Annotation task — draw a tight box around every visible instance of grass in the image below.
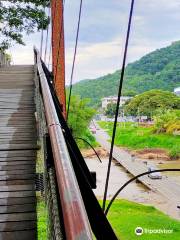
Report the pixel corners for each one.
[98,121,180,155]
[37,199,47,240]
[77,129,99,149]
[105,199,180,240]
[37,198,180,240]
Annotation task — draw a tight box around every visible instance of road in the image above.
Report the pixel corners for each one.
[93,122,180,219]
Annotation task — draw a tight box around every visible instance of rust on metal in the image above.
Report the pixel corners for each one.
[51,0,66,116]
[35,48,92,240]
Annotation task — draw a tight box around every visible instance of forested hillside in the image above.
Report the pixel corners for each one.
[70,41,180,107]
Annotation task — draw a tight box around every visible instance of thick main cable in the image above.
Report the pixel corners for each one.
[105,168,180,215]
[102,0,135,211]
[66,0,83,121]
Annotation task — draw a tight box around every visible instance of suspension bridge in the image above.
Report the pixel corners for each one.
[0,0,179,239]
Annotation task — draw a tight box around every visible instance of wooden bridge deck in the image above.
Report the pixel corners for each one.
[0,65,37,240]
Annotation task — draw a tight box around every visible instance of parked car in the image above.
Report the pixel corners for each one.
[148,166,162,179]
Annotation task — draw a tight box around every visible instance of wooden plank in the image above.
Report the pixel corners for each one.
[0,185,35,192]
[0,197,36,205]
[0,180,35,186]
[0,165,35,171]
[0,221,36,231]
[0,137,36,141]
[0,144,38,150]
[0,141,36,145]
[0,133,37,138]
[0,203,36,214]
[0,212,36,222]
[0,191,35,198]
[0,160,35,164]
[0,125,36,128]
[0,65,37,238]
[0,150,36,157]
[0,230,36,240]
[0,174,35,181]
[0,124,35,128]
[0,169,35,176]
[0,119,35,123]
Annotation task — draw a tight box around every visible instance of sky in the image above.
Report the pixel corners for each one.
[7,0,180,85]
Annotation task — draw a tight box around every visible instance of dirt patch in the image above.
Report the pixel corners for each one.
[132,148,170,161]
[81,147,109,158]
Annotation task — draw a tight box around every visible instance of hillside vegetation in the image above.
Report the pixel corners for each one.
[70,41,180,106]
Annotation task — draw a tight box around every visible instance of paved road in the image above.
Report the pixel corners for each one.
[93,122,180,218]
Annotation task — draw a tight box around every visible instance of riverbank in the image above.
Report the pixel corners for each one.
[98,121,180,159]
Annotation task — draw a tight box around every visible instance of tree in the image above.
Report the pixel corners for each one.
[105,102,116,117]
[0,0,50,50]
[67,95,96,144]
[124,89,180,117]
[153,109,180,134]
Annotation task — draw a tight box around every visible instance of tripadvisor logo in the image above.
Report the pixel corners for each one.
[135,227,143,236]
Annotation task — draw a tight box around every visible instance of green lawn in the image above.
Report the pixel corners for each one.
[37,199,47,240]
[37,199,180,240]
[106,199,180,240]
[98,121,180,157]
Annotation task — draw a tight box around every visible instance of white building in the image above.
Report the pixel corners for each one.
[174,87,180,96]
[101,96,132,109]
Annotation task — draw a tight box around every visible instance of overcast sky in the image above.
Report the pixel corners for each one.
[8,0,180,85]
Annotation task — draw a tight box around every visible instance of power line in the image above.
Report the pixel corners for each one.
[66,0,83,121]
[105,168,180,215]
[102,0,135,212]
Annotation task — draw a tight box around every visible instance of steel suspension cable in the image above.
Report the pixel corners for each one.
[44,7,51,63]
[40,24,44,57]
[48,44,52,69]
[102,0,135,211]
[105,168,180,215]
[74,137,102,163]
[40,3,46,57]
[66,0,83,121]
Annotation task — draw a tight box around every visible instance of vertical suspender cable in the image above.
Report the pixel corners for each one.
[40,26,44,57]
[102,0,135,211]
[40,2,46,57]
[48,44,52,70]
[66,0,83,121]
[44,7,51,63]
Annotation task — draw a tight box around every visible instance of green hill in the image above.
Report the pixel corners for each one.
[70,41,180,107]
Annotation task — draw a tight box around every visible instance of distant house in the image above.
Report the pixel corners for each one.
[174,87,180,96]
[101,96,132,109]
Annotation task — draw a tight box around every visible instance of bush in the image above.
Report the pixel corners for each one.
[153,110,180,134]
[169,146,180,159]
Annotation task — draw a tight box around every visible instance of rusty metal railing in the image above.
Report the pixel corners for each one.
[34,47,93,240]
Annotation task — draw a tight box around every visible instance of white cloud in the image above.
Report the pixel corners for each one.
[65,36,178,84]
[7,0,180,84]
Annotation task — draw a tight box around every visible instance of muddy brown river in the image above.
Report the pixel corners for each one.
[85,157,180,220]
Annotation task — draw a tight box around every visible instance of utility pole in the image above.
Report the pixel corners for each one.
[51,0,66,117]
